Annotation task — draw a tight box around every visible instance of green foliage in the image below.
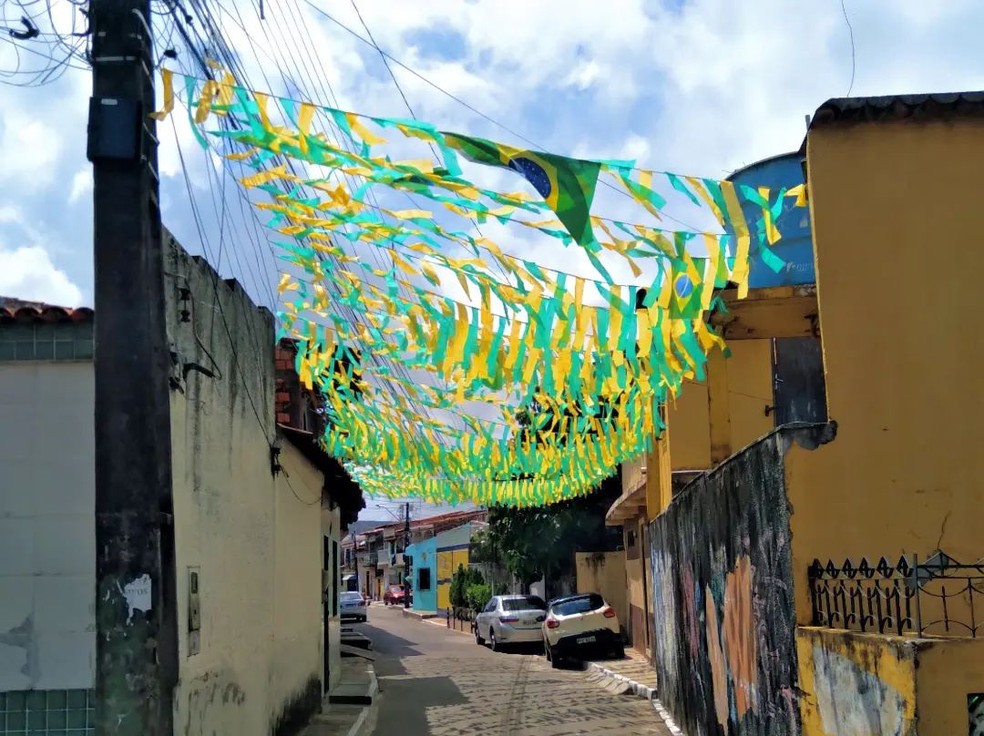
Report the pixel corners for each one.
[450,564,484,608]
[466,583,492,612]
[494,582,509,595]
[484,484,621,588]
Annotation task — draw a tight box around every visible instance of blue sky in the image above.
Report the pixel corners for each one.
[2,0,983,513]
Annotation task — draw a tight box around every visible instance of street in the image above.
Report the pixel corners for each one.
[362,605,672,736]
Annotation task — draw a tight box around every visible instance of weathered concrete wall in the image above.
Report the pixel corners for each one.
[575,552,627,630]
[796,628,917,736]
[648,427,827,736]
[165,235,323,736]
[0,361,95,691]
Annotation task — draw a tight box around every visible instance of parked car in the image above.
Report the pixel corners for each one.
[542,593,624,667]
[383,585,405,606]
[340,591,368,623]
[474,595,547,651]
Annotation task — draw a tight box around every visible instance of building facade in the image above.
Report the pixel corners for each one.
[0,232,364,736]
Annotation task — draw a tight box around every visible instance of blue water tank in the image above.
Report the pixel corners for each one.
[725,152,814,288]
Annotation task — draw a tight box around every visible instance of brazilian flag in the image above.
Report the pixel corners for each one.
[442,132,600,246]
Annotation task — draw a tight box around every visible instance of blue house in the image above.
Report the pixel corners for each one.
[404,536,438,613]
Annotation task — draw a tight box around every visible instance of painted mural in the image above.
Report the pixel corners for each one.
[649,427,810,736]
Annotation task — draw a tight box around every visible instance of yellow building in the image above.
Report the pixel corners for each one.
[787,91,984,736]
[633,93,984,736]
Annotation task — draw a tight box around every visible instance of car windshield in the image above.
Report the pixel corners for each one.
[388,586,402,592]
[501,596,547,612]
[551,594,604,616]
[340,592,362,602]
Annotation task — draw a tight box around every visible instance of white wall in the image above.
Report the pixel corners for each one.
[166,237,326,736]
[0,361,95,691]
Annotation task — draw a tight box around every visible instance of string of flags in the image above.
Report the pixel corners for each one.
[154,67,805,507]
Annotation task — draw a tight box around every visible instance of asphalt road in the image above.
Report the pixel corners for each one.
[360,605,672,736]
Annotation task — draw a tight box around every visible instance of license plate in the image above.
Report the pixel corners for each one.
[577,636,596,644]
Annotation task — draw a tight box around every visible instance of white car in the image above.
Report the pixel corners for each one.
[340,591,368,623]
[474,595,548,651]
[542,593,624,667]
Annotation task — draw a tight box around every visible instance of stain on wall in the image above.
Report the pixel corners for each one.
[795,627,917,736]
[649,427,811,736]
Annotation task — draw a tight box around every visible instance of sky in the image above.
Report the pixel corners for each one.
[1,0,983,513]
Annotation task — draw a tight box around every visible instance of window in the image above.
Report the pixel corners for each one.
[484,598,498,613]
[551,594,605,616]
[417,568,432,590]
[0,321,94,362]
[502,596,547,612]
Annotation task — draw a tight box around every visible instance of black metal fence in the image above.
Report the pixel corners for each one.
[808,551,984,638]
[447,606,477,634]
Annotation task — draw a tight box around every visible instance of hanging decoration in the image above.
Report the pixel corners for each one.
[155,68,804,507]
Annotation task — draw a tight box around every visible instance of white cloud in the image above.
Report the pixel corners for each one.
[68,169,92,205]
[0,245,84,306]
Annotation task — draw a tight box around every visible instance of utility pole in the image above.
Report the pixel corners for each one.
[88,0,177,734]
[403,501,412,608]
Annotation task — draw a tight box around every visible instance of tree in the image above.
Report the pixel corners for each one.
[482,478,621,593]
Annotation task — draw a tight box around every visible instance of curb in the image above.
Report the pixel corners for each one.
[400,607,438,620]
[585,661,656,700]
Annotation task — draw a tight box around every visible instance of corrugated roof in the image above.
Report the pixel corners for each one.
[810,91,984,129]
[0,296,93,323]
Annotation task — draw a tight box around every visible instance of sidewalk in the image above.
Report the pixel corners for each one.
[583,651,684,736]
[299,656,377,736]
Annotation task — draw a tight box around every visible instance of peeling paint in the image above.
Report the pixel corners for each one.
[121,574,153,624]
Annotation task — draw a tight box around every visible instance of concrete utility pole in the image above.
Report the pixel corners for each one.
[88,0,177,734]
[403,501,412,608]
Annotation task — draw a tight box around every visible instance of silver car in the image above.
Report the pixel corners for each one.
[474,595,548,651]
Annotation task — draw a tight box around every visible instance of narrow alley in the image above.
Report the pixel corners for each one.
[363,606,673,736]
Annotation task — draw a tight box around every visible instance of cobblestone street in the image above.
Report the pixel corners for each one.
[364,606,673,736]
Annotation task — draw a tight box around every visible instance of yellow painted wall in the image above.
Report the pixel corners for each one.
[667,379,711,470]
[916,637,984,736]
[796,627,917,736]
[786,118,984,623]
[436,549,470,611]
[726,340,774,449]
[436,551,453,610]
[575,552,628,627]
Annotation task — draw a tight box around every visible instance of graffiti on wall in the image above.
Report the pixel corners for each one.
[649,428,812,736]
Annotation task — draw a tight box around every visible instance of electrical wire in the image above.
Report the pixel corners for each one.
[840,0,856,97]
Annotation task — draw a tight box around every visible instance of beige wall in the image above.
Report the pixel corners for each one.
[575,552,627,630]
[166,235,325,736]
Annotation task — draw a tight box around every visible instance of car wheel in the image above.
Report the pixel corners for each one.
[612,643,625,659]
[489,629,498,652]
[475,627,485,646]
[545,640,560,669]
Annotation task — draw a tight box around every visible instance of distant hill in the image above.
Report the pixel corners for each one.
[346,519,388,535]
